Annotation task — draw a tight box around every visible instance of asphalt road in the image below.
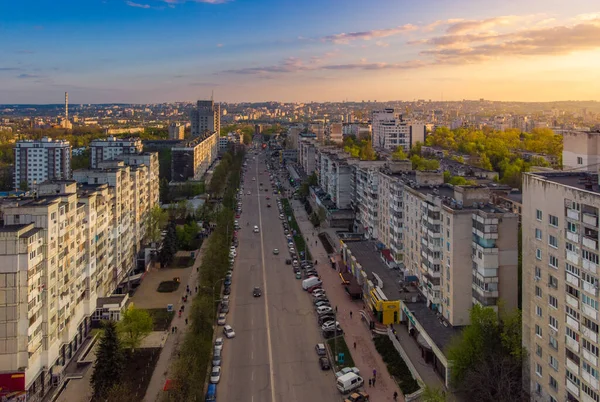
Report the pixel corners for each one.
[218,150,339,402]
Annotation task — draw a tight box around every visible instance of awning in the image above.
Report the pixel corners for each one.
[381,249,394,262]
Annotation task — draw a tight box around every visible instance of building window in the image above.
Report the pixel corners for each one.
[536,344,542,357]
[549,375,558,390]
[549,335,558,350]
[548,295,558,309]
[536,363,543,377]
[549,315,559,330]
[536,306,543,317]
[535,229,542,240]
[578,156,584,165]
[549,254,558,269]
[549,355,559,371]
[536,209,543,221]
[536,286,542,298]
[535,266,541,279]
[568,221,578,233]
[536,249,542,260]
[536,324,542,338]
[548,235,558,248]
[549,214,559,227]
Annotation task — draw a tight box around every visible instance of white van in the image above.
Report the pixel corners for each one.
[302,277,322,290]
[336,372,364,394]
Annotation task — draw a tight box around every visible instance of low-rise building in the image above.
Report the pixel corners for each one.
[171,131,218,182]
[90,136,143,169]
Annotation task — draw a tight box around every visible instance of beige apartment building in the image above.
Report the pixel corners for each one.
[523,171,600,402]
[563,130,600,172]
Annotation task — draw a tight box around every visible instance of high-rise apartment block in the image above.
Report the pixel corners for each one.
[171,132,218,182]
[372,109,426,152]
[325,123,343,144]
[562,130,600,172]
[168,122,185,140]
[89,136,143,168]
[522,171,600,402]
[191,100,220,138]
[14,137,72,190]
[0,151,159,399]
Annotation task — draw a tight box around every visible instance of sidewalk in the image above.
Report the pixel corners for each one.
[291,198,404,402]
[143,241,207,402]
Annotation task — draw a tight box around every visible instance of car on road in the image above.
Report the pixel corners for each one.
[224,278,231,287]
[343,391,369,402]
[316,306,333,315]
[273,248,279,255]
[252,177,256,181]
[223,325,236,338]
[217,313,227,325]
[247,191,251,195]
[307,284,322,293]
[266,196,270,200]
[335,367,360,378]
[253,225,260,233]
[267,203,271,208]
[253,287,262,297]
[212,349,222,366]
[210,366,221,384]
[315,343,326,356]
[319,357,331,370]
[214,337,224,351]
[222,295,230,302]
[295,272,302,279]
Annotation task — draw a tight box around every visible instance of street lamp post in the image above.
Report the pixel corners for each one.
[201,277,225,319]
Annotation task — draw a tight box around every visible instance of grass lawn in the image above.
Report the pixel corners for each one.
[172,256,194,268]
[326,336,355,369]
[281,198,312,261]
[157,280,180,293]
[121,348,161,401]
[373,335,420,394]
[145,308,176,331]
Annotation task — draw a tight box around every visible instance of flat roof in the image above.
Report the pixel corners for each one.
[344,241,403,301]
[0,223,32,233]
[534,172,600,194]
[403,300,461,352]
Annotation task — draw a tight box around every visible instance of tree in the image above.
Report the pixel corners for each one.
[146,205,168,246]
[359,141,377,161]
[118,307,154,352]
[102,383,138,402]
[159,222,178,267]
[91,321,125,400]
[391,146,407,160]
[478,153,493,171]
[446,305,523,402]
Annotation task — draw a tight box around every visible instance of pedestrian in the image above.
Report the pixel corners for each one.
[185,318,188,325]
[373,368,377,378]
[368,378,372,387]
[335,305,338,313]
[372,377,376,387]
[350,311,353,319]
[195,286,198,293]
[353,341,356,350]
[171,326,175,334]
[393,391,398,400]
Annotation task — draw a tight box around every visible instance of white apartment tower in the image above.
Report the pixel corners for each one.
[371,109,426,152]
[191,100,221,137]
[168,122,185,140]
[14,137,72,190]
[523,171,600,402]
[89,136,143,169]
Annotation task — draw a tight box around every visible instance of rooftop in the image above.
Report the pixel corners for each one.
[402,300,461,352]
[344,240,403,301]
[0,223,33,233]
[534,171,600,194]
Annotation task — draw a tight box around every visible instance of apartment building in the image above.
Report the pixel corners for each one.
[14,137,72,190]
[563,130,600,171]
[350,161,390,239]
[402,182,519,325]
[89,136,143,169]
[168,122,185,140]
[317,149,353,210]
[522,171,600,402]
[372,109,426,152]
[298,139,317,175]
[325,123,343,144]
[191,100,220,138]
[171,131,218,182]
[115,152,160,208]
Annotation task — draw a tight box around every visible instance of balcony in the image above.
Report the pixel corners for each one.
[566,357,580,374]
[583,371,600,391]
[584,348,598,366]
[583,212,598,226]
[566,293,579,309]
[566,335,580,352]
[583,236,599,251]
[582,326,598,343]
[566,315,580,331]
[567,250,581,265]
[566,231,580,243]
[567,378,580,397]
[472,287,498,306]
[583,259,598,274]
[567,208,581,221]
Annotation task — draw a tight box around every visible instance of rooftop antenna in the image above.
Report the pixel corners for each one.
[211,90,214,102]
[65,92,69,121]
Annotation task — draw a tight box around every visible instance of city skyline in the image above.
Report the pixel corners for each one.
[2,0,600,104]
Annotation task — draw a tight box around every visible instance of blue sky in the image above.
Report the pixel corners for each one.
[1,0,600,103]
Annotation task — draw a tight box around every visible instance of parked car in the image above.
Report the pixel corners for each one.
[253,287,262,297]
[217,313,227,325]
[314,300,330,309]
[316,306,333,315]
[214,337,224,351]
[273,248,279,255]
[210,366,221,383]
[322,321,341,332]
[323,327,344,339]
[212,349,222,366]
[336,367,360,378]
[319,356,331,370]
[315,343,326,356]
[344,391,369,402]
[223,325,236,338]
[318,314,335,325]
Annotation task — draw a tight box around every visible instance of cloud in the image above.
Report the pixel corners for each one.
[162,0,230,4]
[126,1,151,8]
[320,24,417,44]
[17,74,40,79]
[445,15,523,34]
[216,43,223,47]
[0,67,22,72]
[419,18,600,63]
[15,50,35,54]
[375,41,389,47]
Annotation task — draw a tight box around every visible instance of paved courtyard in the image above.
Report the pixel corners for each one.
[131,265,193,310]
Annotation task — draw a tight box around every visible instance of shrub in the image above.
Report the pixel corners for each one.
[373,336,420,394]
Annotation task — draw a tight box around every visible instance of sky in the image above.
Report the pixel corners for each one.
[1,0,600,104]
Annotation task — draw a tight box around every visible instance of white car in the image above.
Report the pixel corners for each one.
[217,313,227,326]
[335,367,360,378]
[223,325,236,338]
[315,300,330,309]
[316,306,333,315]
[289,248,296,254]
[214,337,224,351]
[210,366,221,383]
[247,191,251,195]
[279,214,285,220]
[312,289,326,297]
[322,321,340,331]
[252,177,256,181]
[253,225,260,233]
[222,295,230,303]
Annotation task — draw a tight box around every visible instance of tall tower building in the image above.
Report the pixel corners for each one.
[14,137,72,189]
[60,92,73,129]
[190,100,221,137]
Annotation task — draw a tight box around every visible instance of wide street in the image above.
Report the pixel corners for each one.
[218,150,340,402]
